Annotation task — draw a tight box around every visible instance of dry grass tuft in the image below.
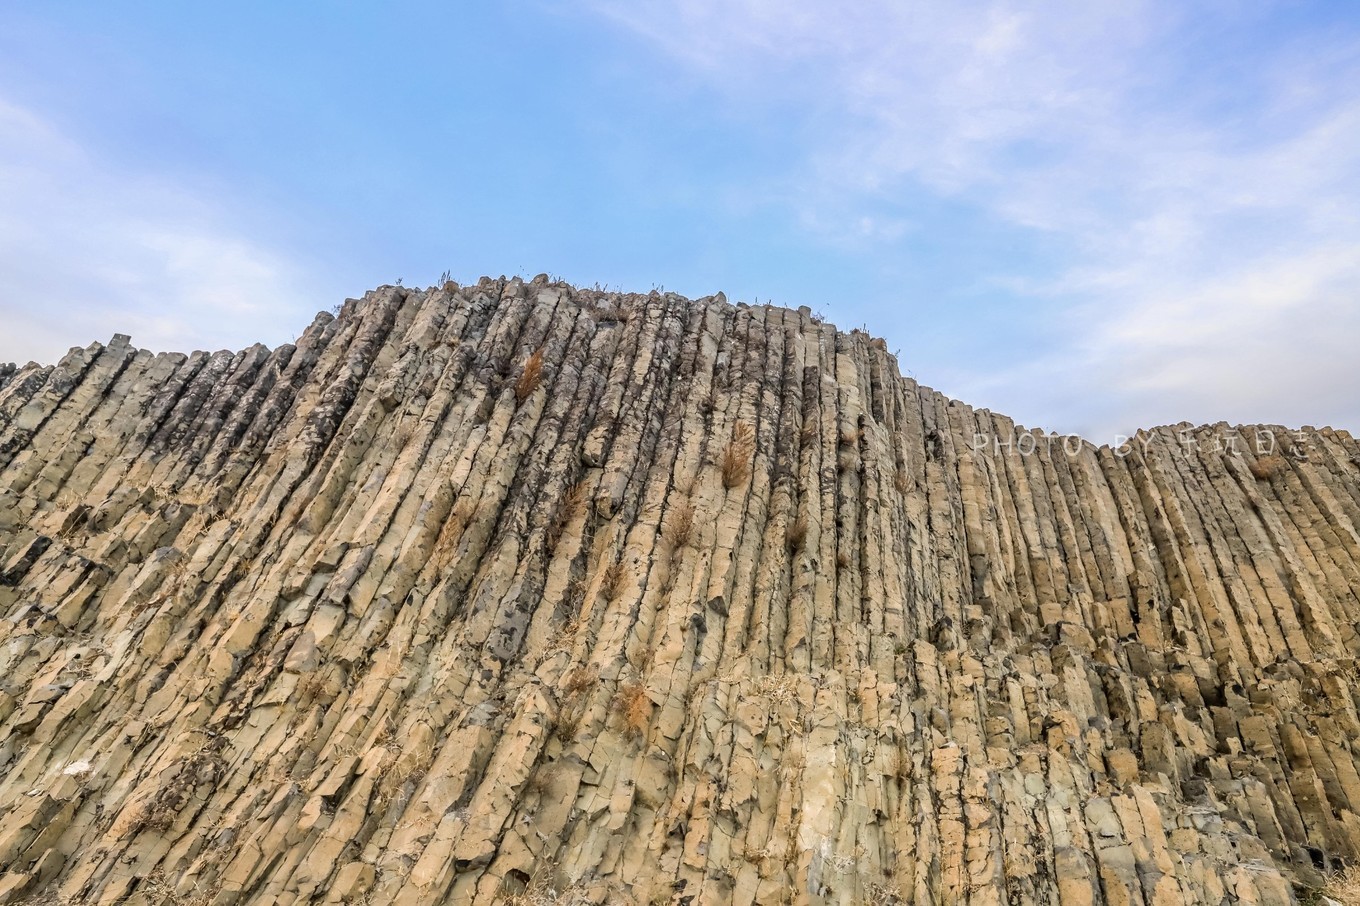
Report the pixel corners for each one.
[866,882,904,906]
[1320,865,1360,906]
[515,348,545,403]
[296,664,345,705]
[373,715,397,747]
[547,480,590,550]
[131,743,227,836]
[722,422,757,489]
[140,870,216,906]
[1249,454,1287,480]
[449,495,478,535]
[613,681,652,738]
[601,561,626,601]
[502,874,594,906]
[665,499,696,549]
[744,842,774,865]
[543,609,585,663]
[555,665,598,743]
[296,669,325,702]
[524,764,557,800]
[563,480,588,517]
[748,674,805,734]
[836,550,852,570]
[555,710,583,744]
[373,747,428,816]
[751,674,801,708]
[562,664,599,698]
[786,513,808,552]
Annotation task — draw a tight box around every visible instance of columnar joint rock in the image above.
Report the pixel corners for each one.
[0,278,1357,905]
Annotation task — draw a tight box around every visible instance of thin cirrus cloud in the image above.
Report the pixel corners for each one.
[0,94,323,368]
[582,0,1360,440]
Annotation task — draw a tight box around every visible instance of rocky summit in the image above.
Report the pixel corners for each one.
[0,277,1358,906]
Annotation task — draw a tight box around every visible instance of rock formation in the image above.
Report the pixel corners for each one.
[0,277,1358,905]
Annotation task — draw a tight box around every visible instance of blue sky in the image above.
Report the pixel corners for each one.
[1,1,1358,440]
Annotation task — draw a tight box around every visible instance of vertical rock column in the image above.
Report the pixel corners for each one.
[0,278,1357,906]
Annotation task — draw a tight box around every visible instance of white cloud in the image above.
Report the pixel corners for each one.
[584,0,1360,438]
[956,242,1360,437]
[0,95,324,366]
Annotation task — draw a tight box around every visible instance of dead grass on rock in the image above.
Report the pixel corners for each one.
[721,423,757,489]
[600,561,626,602]
[1321,864,1360,906]
[501,874,594,906]
[515,348,545,403]
[555,665,598,743]
[664,499,696,549]
[613,681,652,739]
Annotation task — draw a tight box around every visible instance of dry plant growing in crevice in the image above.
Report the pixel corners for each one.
[600,561,626,602]
[515,348,545,403]
[613,681,652,739]
[786,512,808,552]
[555,664,598,743]
[565,481,588,514]
[722,422,757,489]
[751,674,801,708]
[555,710,584,746]
[523,763,558,800]
[1249,455,1287,480]
[865,882,904,906]
[130,742,228,836]
[140,869,216,906]
[749,674,804,733]
[542,608,584,662]
[448,495,479,536]
[1317,864,1360,906]
[664,499,696,549]
[501,871,595,906]
[547,480,589,550]
[561,664,599,698]
[372,715,398,747]
[373,746,429,816]
[296,664,345,705]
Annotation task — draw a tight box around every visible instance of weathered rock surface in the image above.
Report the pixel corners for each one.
[0,278,1357,905]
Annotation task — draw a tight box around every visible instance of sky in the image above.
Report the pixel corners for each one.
[1,1,1358,441]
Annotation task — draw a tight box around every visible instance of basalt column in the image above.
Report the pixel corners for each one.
[0,278,1358,905]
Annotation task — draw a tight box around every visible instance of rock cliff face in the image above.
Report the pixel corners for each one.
[0,278,1358,906]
